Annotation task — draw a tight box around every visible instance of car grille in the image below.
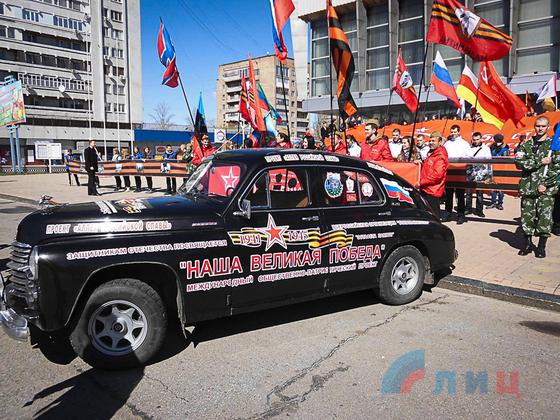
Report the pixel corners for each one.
[5,241,35,309]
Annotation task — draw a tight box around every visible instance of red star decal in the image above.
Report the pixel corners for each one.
[221,167,239,191]
[257,214,289,251]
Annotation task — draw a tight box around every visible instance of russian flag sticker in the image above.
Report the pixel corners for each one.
[380,178,414,204]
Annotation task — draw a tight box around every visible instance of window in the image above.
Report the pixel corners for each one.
[102,8,108,17]
[276,66,289,78]
[103,46,109,56]
[515,0,558,75]
[105,83,112,94]
[103,27,110,37]
[23,9,40,22]
[321,170,381,206]
[339,11,358,92]
[246,168,310,210]
[117,103,125,113]
[105,103,112,112]
[57,57,67,68]
[398,0,424,84]
[111,29,122,39]
[111,10,122,22]
[366,3,390,90]
[310,18,329,96]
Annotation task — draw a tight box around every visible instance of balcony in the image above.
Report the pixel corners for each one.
[225,112,240,122]
[226,95,240,103]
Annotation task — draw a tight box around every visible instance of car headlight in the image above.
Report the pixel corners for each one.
[28,246,39,280]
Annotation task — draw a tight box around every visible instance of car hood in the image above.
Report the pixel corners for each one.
[16,196,223,245]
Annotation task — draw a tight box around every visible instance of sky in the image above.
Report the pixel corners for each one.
[140,0,294,127]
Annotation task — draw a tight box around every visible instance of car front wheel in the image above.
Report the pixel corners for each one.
[69,278,167,370]
[375,245,425,305]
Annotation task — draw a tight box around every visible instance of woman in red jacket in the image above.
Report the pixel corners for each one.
[193,134,216,166]
[415,131,449,220]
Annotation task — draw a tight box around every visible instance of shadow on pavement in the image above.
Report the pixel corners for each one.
[151,290,381,357]
[489,226,524,250]
[24,366,144,419]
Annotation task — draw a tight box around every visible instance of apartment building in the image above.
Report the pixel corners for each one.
[0,0,142,163]
[290,0,560,123]
[216,55,308,139]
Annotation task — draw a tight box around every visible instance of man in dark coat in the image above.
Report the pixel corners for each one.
[84,140,100,196]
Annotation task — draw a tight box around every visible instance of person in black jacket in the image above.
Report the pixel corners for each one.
[84,140,100,196]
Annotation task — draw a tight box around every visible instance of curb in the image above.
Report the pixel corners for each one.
[437,275,560,313]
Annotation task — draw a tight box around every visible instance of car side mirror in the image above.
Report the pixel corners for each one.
[233,199,251,219]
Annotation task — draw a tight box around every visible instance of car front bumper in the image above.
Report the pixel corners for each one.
[0,277,28,341]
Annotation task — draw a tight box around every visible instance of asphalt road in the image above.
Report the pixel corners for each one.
[1,199,559,420]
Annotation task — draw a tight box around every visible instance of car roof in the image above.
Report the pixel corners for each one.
[212,148,393,176]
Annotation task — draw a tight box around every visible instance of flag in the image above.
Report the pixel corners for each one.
[427,0,512,62]
[270,0,294,63]
[431,51,461,108]
[157,22,179,88]
[479,60,527,127]
[257,82,282,122]
[525,91,535,114]
[195,92,208,136]
[327,0,358,120]
[238,72,252,124]
[392,50,418,113]
[456,65,506,129]
[552,121,560,151]
[247,54,266,132]
[263,112,278,137]
[535,75,557,103]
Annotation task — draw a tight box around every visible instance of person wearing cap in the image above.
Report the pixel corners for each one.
[332,132,347,155]
[442,124,471,224]
[276,128,292,149]
[487,133,510,210]
[193,133,216,165]
[360,122,392,162]
[415,131,449,220]
[515,116,560,258]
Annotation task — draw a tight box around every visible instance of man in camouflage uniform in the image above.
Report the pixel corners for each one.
[515,116,560,258]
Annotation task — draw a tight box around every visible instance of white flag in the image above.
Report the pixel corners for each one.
[536,75,557,103]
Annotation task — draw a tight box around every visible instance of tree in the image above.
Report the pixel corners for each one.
[149,102,175,130]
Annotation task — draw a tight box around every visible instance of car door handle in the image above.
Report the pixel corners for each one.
[301,216,319,222]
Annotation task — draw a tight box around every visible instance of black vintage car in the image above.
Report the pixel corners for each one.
[1,149,456,370]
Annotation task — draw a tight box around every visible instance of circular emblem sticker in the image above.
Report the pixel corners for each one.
[362,182,374,197]
[325,173,343,198]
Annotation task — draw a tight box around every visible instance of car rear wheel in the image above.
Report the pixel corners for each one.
[375,246,425,305]
[69,278,167,370]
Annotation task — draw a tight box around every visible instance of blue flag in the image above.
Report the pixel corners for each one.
[195,92,207,135]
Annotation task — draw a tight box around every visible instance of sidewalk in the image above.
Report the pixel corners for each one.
[1,172,559,311]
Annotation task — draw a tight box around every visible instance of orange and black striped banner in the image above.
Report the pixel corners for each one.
[327,0,357,119]
[427,0,512,61]
[445,158,520,195]
[68,160,191,178]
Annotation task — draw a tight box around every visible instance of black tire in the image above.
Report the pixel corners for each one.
[69,278,167,370]
[375,245,425,305]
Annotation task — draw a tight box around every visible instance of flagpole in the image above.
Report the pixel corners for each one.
[421,84,432,124]
[177,74,195,130]
[442,102,451,135]
[327,10,334,153]
[279,60,291,140]
[382,90,394,137]
[471,86,481,138]
[408,42,430,161]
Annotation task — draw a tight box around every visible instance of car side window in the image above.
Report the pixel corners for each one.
[246,168,310,210]
[357,171,381,204]
[321,169,381,206]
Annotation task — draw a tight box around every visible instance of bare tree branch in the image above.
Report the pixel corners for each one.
[149,102,175,130]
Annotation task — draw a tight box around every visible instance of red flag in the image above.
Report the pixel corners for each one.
[427,0,512,62]
[479,61,528,127]
[248,54,266,132]
[392,50,418,113]
[238,72,252,125]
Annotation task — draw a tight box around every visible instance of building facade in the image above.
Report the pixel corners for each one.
[290,0,560,123]
[216,55,308,139]
[0,0,142,164]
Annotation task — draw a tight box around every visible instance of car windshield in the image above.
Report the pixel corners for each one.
[178,159,245,203]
